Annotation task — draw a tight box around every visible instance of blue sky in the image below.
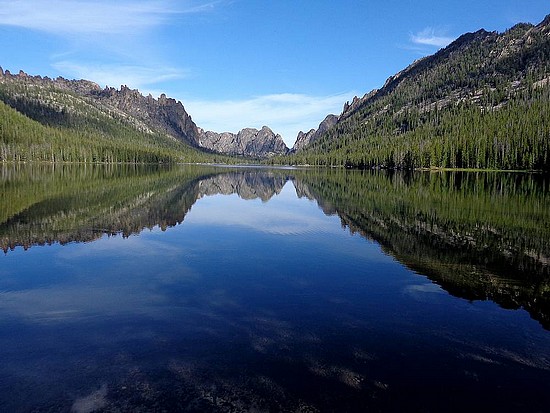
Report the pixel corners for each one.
[0,1,548,146]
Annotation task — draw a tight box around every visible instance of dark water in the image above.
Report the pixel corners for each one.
[1,164,549,412]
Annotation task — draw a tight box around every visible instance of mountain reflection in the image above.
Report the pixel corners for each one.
[0,164,289,252]
[294,169,550,330]
[1,164,549,328]
[198,171,287,201]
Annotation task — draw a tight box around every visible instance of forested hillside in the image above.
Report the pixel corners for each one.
[277,16,550,171]
[2,16,549,167]
[0,70,234,164]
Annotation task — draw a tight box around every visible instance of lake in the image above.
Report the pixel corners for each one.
[1,164,549,412]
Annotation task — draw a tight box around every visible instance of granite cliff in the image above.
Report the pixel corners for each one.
[292,114,338,152]
[199,126,289,157]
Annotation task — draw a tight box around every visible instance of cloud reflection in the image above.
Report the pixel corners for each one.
[188,182,345,236]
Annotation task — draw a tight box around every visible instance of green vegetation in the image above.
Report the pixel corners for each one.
[2,164,548,327]
[293,168,550,327]
[0,80,238,164]
[273,22,550,171]
[0,163,221,251]
[281,84,550,171]
[3,19,549,169]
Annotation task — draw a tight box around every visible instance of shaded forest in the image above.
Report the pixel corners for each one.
[0,78,239,164]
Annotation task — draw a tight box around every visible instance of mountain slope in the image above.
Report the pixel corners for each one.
[0,69,286,161]
[0,92,201,164]
[0,69,228,163]
[283,16,550,171]
[292,114,338,152]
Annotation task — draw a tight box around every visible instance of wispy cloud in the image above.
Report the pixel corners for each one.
[410,27,455,48]
[0,1,219,90]
[0,0,209,35]
[52,61,189,91]
[184,92,356,146]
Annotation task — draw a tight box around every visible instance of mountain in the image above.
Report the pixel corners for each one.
[0,69,286,160]
[284,16,550,171]
[0,69,202,145]
[199,126,289,157]
[92,86,202,147]
[292,114,338,152]
[2,15,549,166]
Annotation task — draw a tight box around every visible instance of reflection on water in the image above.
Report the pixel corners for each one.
[0,164,549,412]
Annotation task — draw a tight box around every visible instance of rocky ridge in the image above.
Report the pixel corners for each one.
[199,126,289,157]
[92,86,202,147]
[0,68,288,158]
[292,114,338,152]
[0,68,202,146]
[292,14,550,155]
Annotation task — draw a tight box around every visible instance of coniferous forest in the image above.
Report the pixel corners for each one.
[0,74,239,164]
[273,19,550,171]
[278,84,550,171]
[1,17,550,169]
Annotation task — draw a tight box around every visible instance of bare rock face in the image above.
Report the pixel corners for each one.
[0,70,202,147]
[199,126,289,158]
[292,114,338,152]
[91,87,201,146]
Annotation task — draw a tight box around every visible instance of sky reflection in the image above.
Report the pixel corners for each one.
[1,169,549,412]
[188,181,344,236]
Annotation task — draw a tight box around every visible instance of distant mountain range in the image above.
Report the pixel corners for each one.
[1,15,549,167]
[199,125,288,158]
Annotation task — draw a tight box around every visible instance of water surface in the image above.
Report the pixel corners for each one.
[1,164,549,412]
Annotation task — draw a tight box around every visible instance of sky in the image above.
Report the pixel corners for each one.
[0,1,548,146]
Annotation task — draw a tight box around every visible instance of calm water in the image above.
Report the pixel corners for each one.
[1,164,549,412]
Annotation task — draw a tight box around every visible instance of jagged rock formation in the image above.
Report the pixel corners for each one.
[0,69,202,146]
[199,126,289,157]
[91,87,201,146]
[292,114,338,152]
[198,171,288,201]
[0,69,287,158]
[340,89,379,121]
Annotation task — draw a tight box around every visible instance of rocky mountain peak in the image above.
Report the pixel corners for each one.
[292,114,338,152]
[537,14,550,28]
[199,126,289,158]
[89,85,201,146]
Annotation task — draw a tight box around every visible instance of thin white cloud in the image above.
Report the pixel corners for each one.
[410,27,455,48]
[184,91,356,146]
[0,0,210,35]
[52,61,189,91]
[0,0,219,91]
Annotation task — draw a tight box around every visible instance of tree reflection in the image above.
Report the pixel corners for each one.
[1,164,548,328]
